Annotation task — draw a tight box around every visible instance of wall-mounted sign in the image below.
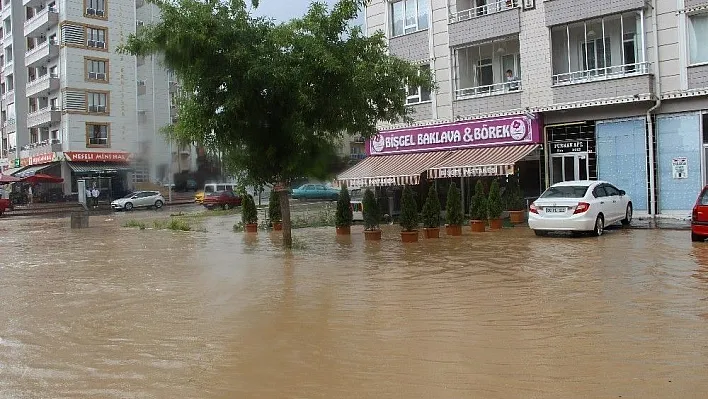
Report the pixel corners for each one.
[672,157,687,179]
[550,140,588,154]
[64,151,131,163]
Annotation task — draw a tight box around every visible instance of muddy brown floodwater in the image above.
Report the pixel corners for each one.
[1,215,708,398]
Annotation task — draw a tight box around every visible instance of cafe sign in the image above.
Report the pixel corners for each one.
[64,151,131,162]
[367,114,542,156]
[550,140,588,154]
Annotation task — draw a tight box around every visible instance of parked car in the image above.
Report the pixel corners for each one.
[528,180,632,237]
[111,191,165,211]
[691,185,708,242]
[203,190,242,210]
[291,183,339,201]
[195,183,238,204]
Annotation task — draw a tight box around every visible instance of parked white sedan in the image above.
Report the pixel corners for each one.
[528,180,632,237]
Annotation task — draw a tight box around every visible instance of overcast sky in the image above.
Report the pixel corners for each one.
[250,0,363,25]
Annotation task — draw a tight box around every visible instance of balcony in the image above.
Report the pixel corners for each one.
[2,90,14,103]
[25,39,59,68]
[23,0,43,7]
[545,0,647,27]
[449,0,521,45]
[4,118,16,134]
[26,74,60,98]
[454,36,522,99]
[27,107,61,128]
[24,7,58,37]
[19,139,62,158]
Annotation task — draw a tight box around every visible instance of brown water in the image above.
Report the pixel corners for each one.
[1,214,708,398]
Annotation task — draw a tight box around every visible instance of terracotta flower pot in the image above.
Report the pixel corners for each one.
[488,219,503,230]
[400,230,419,243]
[364,229,382,241]
[508,210,525,224]
[445,224,462,236]
[336,225,351,235]
[423,227,440,239]
[273,221,283,231]
[470,220,486,232]
[245,223,258,233]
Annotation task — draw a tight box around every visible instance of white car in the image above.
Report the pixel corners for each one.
[111,191,165,211]
[528,180,632,237]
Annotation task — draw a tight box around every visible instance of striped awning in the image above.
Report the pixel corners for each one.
[14,163,56,178]
[338,151,450,187]
[69,162,133,174]
[428,144,539,179]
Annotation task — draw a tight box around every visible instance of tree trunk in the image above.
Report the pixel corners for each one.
[278,187,292,248]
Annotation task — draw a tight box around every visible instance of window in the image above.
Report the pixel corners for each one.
[86,0,106,17]
[688,13,708,65]
[551,11,646,85]
[405,64,431,105]
[49,97,57,110]
[49,66,57,77]
[541,185,590,199]
[86,123,109,147]
[454,36,521,98]
[86,58,108,81]
[4,44,12,64]
[86,28,106,48]
[87,92,108,113]
[6,73,13,91]
[391,0,428,37]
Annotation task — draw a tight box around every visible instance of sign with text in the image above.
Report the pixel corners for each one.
[64,151,131,163]
[367,114,542,156]
[672,157,687,179]
[550,140,588,154]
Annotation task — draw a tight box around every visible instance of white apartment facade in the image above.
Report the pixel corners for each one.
[0,0,195,198]
[341,0,708,214]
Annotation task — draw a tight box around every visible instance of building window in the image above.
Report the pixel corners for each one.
[4,44,12,65]
[86,28,106,49]
[86,58,108,81]
[86,123,109,147]
[454,36,521,98]
[87,92,108,113]
[391,0,429,37]
[85,0,106,18]
[551,11,647,85]
[6,73,13,91]
[405,64,431,105]
[450,0,519,23]
[688,13,708,65]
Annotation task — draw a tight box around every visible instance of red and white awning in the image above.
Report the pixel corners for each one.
[428,144,539,179]
[337,151,450,187]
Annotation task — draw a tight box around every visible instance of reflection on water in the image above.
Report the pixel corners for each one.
[1,216,708,398]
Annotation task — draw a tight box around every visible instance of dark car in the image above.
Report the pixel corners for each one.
[203,190,242,210]
[692,185,708,242]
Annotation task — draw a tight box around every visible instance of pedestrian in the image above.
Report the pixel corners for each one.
[85,187,92,207]
[91,187,100,208]
[27,185,33,205]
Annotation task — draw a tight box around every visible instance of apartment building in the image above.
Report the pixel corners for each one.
[0,0,195,198]
[339,0,708,215]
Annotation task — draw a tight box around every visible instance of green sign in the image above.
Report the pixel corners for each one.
[13,159,20,168]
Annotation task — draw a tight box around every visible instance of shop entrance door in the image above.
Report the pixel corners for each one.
[551,154,589,184]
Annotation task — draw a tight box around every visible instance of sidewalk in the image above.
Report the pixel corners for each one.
[631,213,691,230]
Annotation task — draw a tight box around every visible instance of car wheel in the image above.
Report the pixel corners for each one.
[593,214,604,237]
[692,232,704,242]
[124,202,134,211]
[534,230,548,237]
[154,200,164,209]
[621,203,633,226]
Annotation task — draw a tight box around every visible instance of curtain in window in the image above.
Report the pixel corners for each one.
[689,14,708,65]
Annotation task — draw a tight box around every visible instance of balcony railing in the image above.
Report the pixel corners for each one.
[88,137,108,146]
[350,153,366,160]
[27,106,61,128]
[25,39,59,67]
[552,62,650,86]
[455,80,522,99]
[20,139,61,151]
[24,6,58,37]
[450,0,518,23]
[26,73,60,97]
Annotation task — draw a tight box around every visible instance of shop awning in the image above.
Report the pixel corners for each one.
[428,144,539,179]
[69,162,133,174]
[2,167,23,176]
[14,163,56,178]
[337,151,450,187]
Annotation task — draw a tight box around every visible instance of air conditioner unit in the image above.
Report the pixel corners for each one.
[97,105,106,113]
[86,7,95,15]
[96,41,105,48]
[137,80,146,86]
[96,10,104,17]
[88,71,97,79]
[88,105,98,112]
[87,40,96,47]
[96,73,106,80]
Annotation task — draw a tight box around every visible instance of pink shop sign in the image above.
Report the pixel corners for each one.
[367,114,542,156]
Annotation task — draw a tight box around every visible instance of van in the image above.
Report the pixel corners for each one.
[195,183,238,204]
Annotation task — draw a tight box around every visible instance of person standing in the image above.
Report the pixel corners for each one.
[91,187,100,209]
[27,185,33,205]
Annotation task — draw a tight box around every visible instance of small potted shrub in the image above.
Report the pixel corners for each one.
[242,194,258,233]
[421,186,441,239]
[445,182,463,236]
[268,189,282,231]
[362,188,381,241]
[487,180,504,230]
[469,180,487,232]
[505,176,526,224]
[399,185,419,243]
[335,185,353,235]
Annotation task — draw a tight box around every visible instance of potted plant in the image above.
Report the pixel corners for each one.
[487,179,504,230]
[268,189,282,231]
[242,194,258,233]
[362,188,381,241]
[504,176,526,224]
[399,185,419,243]
[335,184,353,235]
[421,186,441,239]
[445,182,463,236]
[469,180,488,232]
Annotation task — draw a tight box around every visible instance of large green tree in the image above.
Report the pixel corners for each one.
[120,0,433,247]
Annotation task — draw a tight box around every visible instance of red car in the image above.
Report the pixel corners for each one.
[0,198,10,216]
[203,190,242,210]
[692,185,708,242]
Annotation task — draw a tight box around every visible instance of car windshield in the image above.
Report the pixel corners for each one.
[540,185,589,199]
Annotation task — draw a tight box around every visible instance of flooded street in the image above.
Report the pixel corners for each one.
[1,214,708,398]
